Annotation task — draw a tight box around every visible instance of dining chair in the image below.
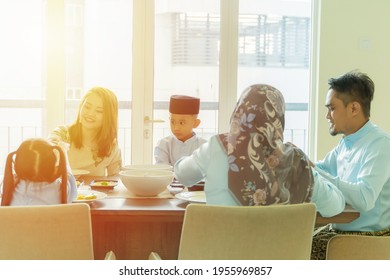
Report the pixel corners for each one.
[149,202,317,260]
[326,235,390,260]
[0,203,115,260]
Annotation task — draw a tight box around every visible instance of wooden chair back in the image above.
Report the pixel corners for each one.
[326,235,390,260]
[0,203,94,260]
[177,203,317,260]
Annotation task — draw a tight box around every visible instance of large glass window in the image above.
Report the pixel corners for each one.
[152,0,220,157]
[152,0,311,155]
[238,0,311,153]
[0,0,312,174]
[0,0,44,172]
[65,0,133,165]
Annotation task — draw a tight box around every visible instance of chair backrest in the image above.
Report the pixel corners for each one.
[326,235,390,260]
[0,203,94,260]
[178,203,317,260]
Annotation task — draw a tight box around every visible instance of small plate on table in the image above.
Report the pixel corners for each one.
[73,190,107,203]
[175,191,206,204]
[89,179,118,190]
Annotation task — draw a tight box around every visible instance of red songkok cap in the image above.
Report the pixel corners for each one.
[169,95,200,114]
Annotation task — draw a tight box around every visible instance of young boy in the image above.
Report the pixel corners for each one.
[154,95,207,166]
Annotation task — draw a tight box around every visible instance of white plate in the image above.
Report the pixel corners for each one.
[73,190,107,203]
[175,191,206,204]
[72,169,90,176]
[90,180,118,189]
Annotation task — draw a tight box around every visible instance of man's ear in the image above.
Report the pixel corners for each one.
[193,118,201,128]
[350,101,361,116]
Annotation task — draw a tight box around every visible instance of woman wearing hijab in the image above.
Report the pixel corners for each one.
[174,84,345,217]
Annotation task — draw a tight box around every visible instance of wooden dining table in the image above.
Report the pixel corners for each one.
[79,176,360,260]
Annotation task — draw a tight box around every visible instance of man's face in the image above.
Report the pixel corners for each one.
[325,89,354,136]
[170,114,199,142]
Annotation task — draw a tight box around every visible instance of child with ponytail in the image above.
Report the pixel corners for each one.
[1,138,77,206]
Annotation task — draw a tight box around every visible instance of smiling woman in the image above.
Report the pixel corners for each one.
[48,87,122,176]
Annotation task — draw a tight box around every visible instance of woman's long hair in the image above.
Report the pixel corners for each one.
[69,87,119,158]
[1,138,68,206]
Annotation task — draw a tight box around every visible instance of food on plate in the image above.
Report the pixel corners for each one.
[77,193,97,200]
[90,180,118,188]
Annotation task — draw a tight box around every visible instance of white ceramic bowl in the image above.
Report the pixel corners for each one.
[119,169,174,196]
[121,164,172,171]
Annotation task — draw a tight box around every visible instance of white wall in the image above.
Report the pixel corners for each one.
[313,0,390,160]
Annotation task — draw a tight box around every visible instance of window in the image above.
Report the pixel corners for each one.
[172,13,310,68]
[239,15,310,68]
[172,13,220,66]
[154,0,312,155]
[0,0,312,174]
[237,0,312,153]
[0,0,44,172]
[64,0,133,164]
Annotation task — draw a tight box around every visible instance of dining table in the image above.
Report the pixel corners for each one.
[78,175,360,260]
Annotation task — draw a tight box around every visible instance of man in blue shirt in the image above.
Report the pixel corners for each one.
[311,71,390,259]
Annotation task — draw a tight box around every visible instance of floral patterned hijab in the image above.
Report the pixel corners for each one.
[218,84,313,206]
